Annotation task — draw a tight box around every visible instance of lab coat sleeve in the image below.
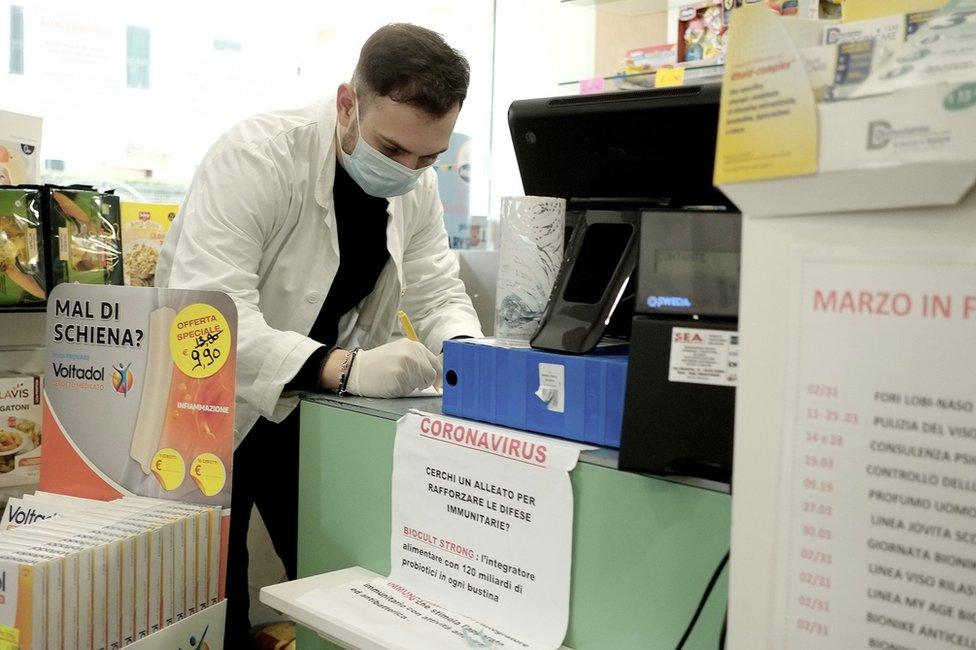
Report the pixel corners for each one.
[161,137,324,421]
[400,172,484,351]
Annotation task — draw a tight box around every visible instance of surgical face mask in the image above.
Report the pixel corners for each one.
[339,96,431,198]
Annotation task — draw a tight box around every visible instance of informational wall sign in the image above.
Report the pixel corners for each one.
[309,411,584,649]
[774,248,976,649]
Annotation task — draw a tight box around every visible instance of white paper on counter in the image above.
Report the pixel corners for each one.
[773,247,976,649]
[296,577,539,649]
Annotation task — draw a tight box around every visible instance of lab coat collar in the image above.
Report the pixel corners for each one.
[314,100,339,213]
[320,99,405,290]
[385,198,405,290]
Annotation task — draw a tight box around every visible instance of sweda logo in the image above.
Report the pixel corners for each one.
[51,362,104,382]
[0,384,28,401]
[647,295,692,309]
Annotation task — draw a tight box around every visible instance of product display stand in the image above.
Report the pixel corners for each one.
[127,602,226,649]
[261,568,572,650]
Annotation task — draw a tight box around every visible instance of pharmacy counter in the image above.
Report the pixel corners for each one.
[294,394,730,650]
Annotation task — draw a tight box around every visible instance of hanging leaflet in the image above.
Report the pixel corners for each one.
[309,411,585,649]
[774,248,976,649]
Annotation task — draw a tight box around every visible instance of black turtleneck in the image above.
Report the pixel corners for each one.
[285,160,391,391]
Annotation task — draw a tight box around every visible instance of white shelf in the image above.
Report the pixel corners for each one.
[261,567,573,650]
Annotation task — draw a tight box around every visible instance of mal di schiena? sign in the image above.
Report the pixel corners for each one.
[43,284,237,508]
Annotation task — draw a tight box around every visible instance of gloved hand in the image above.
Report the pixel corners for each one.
[434,353,444,392]
[346,339,442,398]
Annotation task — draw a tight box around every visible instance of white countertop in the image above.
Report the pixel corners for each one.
[260,566,574,650]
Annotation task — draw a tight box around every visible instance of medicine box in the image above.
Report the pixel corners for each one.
[442,339,628,448]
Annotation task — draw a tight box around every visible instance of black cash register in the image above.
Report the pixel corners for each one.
[508,84,740,483]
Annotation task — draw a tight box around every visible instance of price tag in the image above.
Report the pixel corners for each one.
[169,303,231,378]
[579,77,605,95]
[191,452,226,497]
[655,67,686,88]
[151,448,186,491]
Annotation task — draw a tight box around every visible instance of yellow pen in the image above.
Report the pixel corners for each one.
[398,310,420,342]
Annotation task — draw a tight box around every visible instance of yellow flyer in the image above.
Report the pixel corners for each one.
[714,4,819,185]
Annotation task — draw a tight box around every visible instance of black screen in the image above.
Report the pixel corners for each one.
[509,85,735,210]
[564,223,633,304]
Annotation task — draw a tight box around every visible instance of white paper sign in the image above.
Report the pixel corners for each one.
[296,578,538,649]
[775,248,976,649]
[390,411,581,648]
[310,412,583,649]
[668,327,740,387]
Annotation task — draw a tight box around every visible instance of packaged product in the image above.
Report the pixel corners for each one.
[616,44,677,77]
[678,1,730,63]
[0,188,45,306]
[802,39,890,101]
[1,496,61,531]
[0,373,42,488]
[822,10,937,46]
[0,110,41,187]
[120,203,177,287]
[44,186,124,287]
[820,0,842,19]
[0,555,46,648]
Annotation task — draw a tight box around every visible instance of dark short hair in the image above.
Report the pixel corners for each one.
[353,23,469,117]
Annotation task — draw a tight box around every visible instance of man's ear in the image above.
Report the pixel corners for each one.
[336,83,355,128]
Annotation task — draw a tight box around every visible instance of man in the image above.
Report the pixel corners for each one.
[156,24,483,644]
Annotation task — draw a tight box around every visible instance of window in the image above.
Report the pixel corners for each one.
[9,6,24,74]
[126,26,150,89]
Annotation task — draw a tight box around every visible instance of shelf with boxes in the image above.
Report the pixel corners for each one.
[559,61,724,92]
[558,0,732,94]
[0,184,178,311]
[0,185,124,311]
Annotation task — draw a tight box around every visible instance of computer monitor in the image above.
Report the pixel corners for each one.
[508,83,734,210]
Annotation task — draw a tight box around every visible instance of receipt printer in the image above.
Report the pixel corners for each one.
[618,210,741,483]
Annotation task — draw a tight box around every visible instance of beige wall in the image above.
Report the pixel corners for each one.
[595,9,671,77]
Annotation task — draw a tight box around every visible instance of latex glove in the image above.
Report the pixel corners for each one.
[346,339,442,398]
[434,353,444,391]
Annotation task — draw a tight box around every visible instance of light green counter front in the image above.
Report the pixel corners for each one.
[296,394,731,650]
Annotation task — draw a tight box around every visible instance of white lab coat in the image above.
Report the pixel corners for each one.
[156,100,483,445]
